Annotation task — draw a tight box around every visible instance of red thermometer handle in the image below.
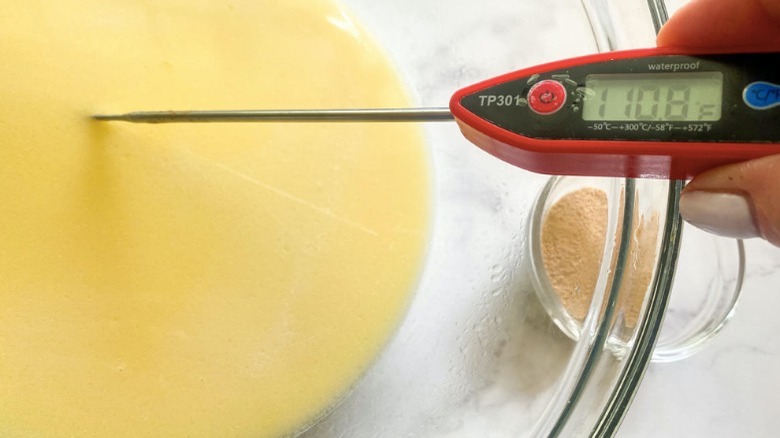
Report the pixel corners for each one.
[450,47,780,179]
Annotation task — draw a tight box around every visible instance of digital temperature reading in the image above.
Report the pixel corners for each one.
[582,72,723,122]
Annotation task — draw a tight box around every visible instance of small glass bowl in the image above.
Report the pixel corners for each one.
[527,176,744,362]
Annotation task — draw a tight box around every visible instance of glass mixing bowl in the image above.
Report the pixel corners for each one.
[297,0,745,436]
[0,0,743,437]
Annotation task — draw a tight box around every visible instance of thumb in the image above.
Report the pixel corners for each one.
[680,155,780,246]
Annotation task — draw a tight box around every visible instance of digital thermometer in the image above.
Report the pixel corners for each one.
[97,47,780,179]
[450,47,779,179]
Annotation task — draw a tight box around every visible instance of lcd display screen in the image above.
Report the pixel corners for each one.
[582,71,723,121]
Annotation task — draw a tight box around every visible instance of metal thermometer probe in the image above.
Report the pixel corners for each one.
[93,107,454,123]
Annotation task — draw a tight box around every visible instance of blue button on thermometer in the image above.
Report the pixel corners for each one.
[743,81,780,110]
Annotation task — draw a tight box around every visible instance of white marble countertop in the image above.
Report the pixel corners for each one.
[622,239,780,437]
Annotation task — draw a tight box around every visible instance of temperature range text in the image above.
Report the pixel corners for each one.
[586,122,714,133]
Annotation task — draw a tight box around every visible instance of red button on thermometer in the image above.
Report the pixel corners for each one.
[96,47,779,180]
[528,80,567,115]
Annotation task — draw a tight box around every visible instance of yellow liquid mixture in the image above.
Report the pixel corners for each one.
[0,1,430,436]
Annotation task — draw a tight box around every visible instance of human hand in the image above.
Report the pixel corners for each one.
[657,0,780,246]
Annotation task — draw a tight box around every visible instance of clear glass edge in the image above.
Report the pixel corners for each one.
[540,1,674,437]
[588,2,672,434]
[544,179,639,438]
[649,238,745,363]
[528,175,625,437]
[589,179,683,437]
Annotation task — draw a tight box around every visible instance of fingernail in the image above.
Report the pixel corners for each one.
[679,190,761,239]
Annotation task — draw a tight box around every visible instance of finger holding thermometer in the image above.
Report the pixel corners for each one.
[656,0,780,246]
[96,47,780,180]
